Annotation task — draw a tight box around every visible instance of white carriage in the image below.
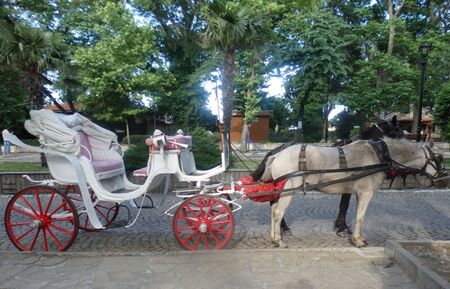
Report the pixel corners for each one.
[4,109,239,251]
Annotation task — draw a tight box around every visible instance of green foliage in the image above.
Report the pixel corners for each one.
[191,127,221,170]
[73,2,170,122]
[344,53,415,120]
[123,135,149,173]
[331,109,357,140]
[434,82,450,141]
[0,67,27,132]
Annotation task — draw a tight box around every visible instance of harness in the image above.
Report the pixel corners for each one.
[246,140,443,200]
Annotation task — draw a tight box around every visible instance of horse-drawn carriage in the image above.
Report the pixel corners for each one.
[3,110,447,252]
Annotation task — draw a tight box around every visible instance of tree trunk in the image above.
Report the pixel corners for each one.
[387,25,395,55]
[239,122,249,151]
[125,118,131,145]
[296,86,312,142]
[221,47,236,159]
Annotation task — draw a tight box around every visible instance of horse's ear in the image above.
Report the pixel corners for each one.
[391,115,398,127]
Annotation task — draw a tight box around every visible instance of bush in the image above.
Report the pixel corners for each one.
[191,127,221,170]
[123,135,148,172]
[269,129,296,143]
[121,135,149,145]
[122,129,222,173]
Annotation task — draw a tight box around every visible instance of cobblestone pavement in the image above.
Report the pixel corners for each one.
[0,248,419,289]
[0,189,449,252]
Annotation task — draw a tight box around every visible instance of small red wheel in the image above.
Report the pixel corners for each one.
[64,185,119,231]
[5,186,79,252]
[173,195,234,250]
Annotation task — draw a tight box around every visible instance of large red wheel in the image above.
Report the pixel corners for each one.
[173,195,234,250]
[5,186,79,252]
[64,185,119,231]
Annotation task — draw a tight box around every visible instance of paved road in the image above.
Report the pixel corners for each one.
[1,189,449,253]
[0,248,419,289]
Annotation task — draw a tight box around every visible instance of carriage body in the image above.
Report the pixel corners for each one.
[3,109,236,252]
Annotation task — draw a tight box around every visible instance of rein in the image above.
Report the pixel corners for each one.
[250,140,445,199]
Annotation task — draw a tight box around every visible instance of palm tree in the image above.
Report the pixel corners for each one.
[202,1,268,158]
[0,18,67,109]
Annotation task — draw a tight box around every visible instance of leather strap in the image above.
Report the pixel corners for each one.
[298,144,307,171]
[337,147,347,169]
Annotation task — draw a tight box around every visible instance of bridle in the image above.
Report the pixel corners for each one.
[387,143,447,186]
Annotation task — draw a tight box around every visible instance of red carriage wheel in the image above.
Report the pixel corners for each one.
[64,185,119,231]
[5,186,79,252]
[173,195,234,250]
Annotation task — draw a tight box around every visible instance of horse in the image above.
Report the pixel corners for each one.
[251,118,403,236]
[260,137,444,248]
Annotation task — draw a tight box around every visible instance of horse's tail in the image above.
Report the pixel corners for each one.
[260,154,276,182]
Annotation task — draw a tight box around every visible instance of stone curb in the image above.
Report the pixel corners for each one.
[385,240,450,289]
[1,246,383,258]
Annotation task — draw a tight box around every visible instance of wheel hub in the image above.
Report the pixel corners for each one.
[30,219,42,229]
[198,222,208,233]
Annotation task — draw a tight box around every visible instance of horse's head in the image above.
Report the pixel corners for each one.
[421,148,448,188]
[360,116,403,141]
[376,116,404,139]
[384,138,448,187]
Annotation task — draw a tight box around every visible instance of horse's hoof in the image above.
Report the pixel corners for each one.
[352,239,367,248]
[283,229,292,236]
[336,228,352,238]
[273,240,288,248]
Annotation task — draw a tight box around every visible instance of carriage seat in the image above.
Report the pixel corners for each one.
[150,135,192,152]
[79,131,124,177]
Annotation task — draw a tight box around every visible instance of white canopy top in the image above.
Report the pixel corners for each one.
[24,109,118,155]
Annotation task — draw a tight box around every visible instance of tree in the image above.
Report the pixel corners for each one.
[202,0,268,154]
[434,82,450,141]
[0,18,67,109]
[0,66,28,132]
[279,10,352,141]
[73,2,170,143]
[131,0,215,129]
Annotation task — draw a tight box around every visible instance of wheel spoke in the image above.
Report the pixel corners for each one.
[204,233,209,250]
[48,201,67,217]
[51,217,75,222]
[46,226,64,251]
[42,228,49,251]
[44,192,56,215]
[34,188,44,215]
[19,195,39,216]
[176,225,196,231]
[204,198,216,217]
[15,227,34,242]
[28,228,41,251]
[210,226,229,235]
[210,219,231,226]
[95,207,110,221]
[48,223,74,236]
[10,221,33,227]
[208,230,222,246]
[185,204,200,219]
[11,206,36,219]
[193,232,203,250]
[181,230,198,245]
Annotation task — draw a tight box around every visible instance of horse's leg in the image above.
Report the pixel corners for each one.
[271,193,293,248]
[352,190,374,248]
[335,193,352,237]
[270,200,291,234]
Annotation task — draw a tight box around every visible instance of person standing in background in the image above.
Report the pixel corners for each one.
[2,128,11,156]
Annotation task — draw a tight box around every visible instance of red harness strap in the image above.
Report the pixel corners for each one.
[227,176,288,203]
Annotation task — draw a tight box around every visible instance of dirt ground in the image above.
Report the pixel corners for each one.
[402,242,450,283]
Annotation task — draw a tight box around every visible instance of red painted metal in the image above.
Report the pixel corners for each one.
[173,196,234,250]
[64,185,119,231]
[5,186,79,252]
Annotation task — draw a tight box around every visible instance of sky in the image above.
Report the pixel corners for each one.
[202,76,344,121]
